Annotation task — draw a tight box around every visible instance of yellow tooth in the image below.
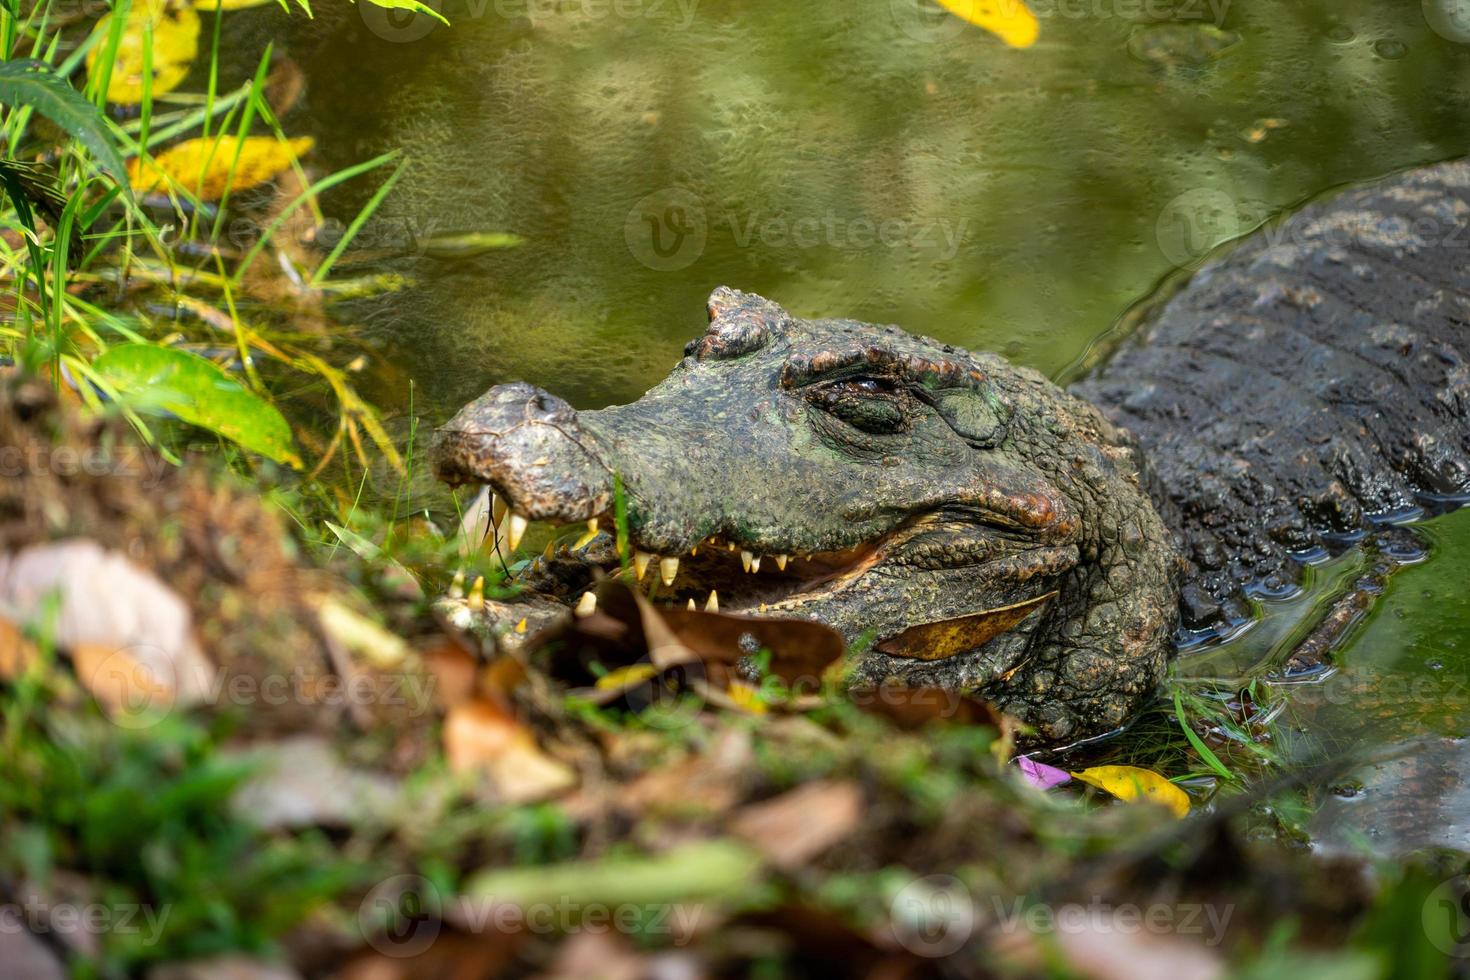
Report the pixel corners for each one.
[728,542,737,552]
[706,590,719,612]
[741,550,754,573]
[449,568,466,598]
[575,591,597,617]
[686,598,696,610]
[515,618,527,634]
[508,514,529,551]
[543,539,556,560]
[634,551,653,581]
[759,602,769,613]
[468,576,485,613]
[690,545,698,557]
[776,554,789,571]
[573,518,599,550]
[750,555,762,573]
[492,493,508,530]
[659,556,680,586]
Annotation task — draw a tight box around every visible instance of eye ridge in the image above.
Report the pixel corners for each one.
[808,375,912,433]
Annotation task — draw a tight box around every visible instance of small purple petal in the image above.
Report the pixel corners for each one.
[1017,756,1071,790]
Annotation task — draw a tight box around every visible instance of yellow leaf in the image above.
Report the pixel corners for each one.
[87,0,201,105]
[1071,765,1190,818]
[935,0,1039,48]
[128,135,314,200]
[595,663,658,690]
[192,0,279,9]
[725,680,768,715]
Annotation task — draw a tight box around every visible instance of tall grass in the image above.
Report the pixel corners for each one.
[0,0,406,480]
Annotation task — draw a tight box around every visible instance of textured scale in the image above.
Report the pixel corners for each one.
[1076,160,1470,629]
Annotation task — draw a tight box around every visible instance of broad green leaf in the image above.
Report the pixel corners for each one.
[92,344,302,467]
[358,0,450,26]
[1071,765,1191,818]
[936,0,1039,48]
[0,60,128,184]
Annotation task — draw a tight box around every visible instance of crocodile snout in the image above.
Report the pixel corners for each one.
[432,381,613,523]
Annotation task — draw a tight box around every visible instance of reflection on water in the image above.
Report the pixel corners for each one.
[1176,508,1470,854]
[272,0,1470,414]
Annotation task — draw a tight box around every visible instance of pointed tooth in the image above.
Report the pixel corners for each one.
[634,551,653,581]
[506,513,529,551]
[573,518,599,551]
[776,554,789,571]
[467,576,485,613]
[728,542,737,552]
[705,590,719,613]
[449,568,466,599]
[750,555,761,573]
[759,602,769,613]
[491,493,508,529]
[543,539,556,560]
[575,591,597,617]
[515,617,527,634]
[659,556,679,586]
[689,545,698,557]
[687,598,696,610]
[740,550,753,573]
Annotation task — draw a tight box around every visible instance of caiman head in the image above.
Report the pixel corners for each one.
[434,287,1179,742]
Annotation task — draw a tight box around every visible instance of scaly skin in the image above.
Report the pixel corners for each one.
[435,288,1178,742]
[434,160,1470,743]
[1076,159,1470,633]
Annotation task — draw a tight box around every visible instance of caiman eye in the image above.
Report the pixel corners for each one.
[809,375,909,433]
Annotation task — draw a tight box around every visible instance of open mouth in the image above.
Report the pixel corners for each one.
[469,486,909,617]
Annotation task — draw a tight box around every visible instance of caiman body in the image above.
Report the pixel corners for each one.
[434,160,1470,743]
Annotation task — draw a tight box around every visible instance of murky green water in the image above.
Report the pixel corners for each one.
[1176,509,1470,854]
[269,0,1470,413]
[241,0,1470,847]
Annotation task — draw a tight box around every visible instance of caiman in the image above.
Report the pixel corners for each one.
[432,160,1470,743]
